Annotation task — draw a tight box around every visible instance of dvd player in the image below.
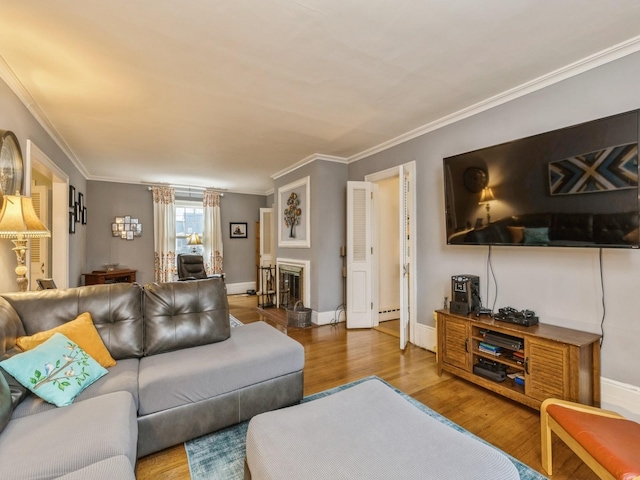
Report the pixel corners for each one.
[473,364,506,382]
[483,331,523,351]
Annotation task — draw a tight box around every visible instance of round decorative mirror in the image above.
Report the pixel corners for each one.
[463,167,488,193]
[0,130,24,204]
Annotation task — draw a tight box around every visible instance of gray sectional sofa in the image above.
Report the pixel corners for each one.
[0,278,305,479]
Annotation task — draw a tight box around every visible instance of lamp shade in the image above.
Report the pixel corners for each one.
[0,194,51,238]
[187,232,202,246]
[479,187,495,204]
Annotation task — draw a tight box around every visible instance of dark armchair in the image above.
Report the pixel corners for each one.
[176,254,224,281]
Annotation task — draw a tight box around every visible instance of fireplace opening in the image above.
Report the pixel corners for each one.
[279,265,303,308]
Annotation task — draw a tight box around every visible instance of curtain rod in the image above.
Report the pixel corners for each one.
[146,185,225,196]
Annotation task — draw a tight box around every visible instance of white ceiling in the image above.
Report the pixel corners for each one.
[2,1,640,194]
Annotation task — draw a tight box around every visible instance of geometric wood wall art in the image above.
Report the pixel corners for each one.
[548,143,638,195]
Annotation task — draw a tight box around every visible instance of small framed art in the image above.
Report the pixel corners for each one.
[230,222,247,238]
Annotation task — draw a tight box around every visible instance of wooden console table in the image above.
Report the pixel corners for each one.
[436,309,601,410]
[83,269,137,285]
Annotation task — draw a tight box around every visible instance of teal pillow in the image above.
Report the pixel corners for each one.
[523,227,549,245]
[0,333,107,407]
[0,373,11,433]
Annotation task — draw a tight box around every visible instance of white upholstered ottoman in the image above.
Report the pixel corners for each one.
[245,378,520,479]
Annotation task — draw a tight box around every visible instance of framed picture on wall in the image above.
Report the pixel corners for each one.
[230,222,247,238]
[278,175,310,248]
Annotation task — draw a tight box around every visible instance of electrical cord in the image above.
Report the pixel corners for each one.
[599,248,605,348]
[485,245,498,312]
[331,303,345,326]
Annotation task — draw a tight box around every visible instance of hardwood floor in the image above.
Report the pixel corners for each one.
[136,295,598,480]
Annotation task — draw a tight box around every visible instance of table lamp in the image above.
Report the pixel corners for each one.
[479,187,496,224]
[187,232,202,253]
[0,193,51,292]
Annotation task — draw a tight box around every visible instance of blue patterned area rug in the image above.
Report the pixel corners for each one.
[185,376,548,480]
[229,314,242,328]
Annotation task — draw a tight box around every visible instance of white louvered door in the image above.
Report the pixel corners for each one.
[347,181,377,329]
[29,184,50,289]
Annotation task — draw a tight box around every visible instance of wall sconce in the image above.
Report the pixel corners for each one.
[479,187,496,224]
[187,232,202,253]
[0,194,51,292]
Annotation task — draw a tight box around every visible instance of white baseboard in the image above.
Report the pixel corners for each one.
[226,281,256,295]
[601,377,640,422]
[414,323,437,353]
[314,309,345,326]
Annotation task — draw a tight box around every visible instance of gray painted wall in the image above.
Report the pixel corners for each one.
[85,182,266,286]
[0,78,87,290]
[274,160,347,313]
[349,51,640,387]
[86,182,155,284]
[219,192,268,284]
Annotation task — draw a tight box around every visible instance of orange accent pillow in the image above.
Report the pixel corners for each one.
[624,227,639,245]
[507,226,524,244]
[16,312,116,368]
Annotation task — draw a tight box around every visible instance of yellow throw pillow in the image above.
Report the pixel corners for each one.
[16,312,116,368]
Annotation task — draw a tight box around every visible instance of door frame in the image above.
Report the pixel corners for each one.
[24,140,69,288]
[365,161,417,347]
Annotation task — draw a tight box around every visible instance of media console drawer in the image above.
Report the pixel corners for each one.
[436,309,601,410]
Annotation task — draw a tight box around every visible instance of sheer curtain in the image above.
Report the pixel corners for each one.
[152,186,176,282]
[203,189,223,275]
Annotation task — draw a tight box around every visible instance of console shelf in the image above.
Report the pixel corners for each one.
[436,309,601,410]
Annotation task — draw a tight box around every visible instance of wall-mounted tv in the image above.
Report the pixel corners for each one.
[444,110,639,248]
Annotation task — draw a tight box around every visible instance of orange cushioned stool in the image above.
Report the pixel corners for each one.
[541,398,640,480]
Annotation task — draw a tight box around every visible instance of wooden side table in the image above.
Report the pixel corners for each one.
[83,269,137,285]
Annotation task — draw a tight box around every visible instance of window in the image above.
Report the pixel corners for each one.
[176,200,204,255]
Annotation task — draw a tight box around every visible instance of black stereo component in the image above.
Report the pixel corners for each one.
[449,275,480,315]
[483,331,524,351]
[473,359,507,383]
[494,307,539,327]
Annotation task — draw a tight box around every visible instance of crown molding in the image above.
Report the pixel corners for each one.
[347,34,640,164]
[0,55,90,179]
[271,153,348,180]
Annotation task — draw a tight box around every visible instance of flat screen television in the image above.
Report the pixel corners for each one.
[444,110,639,248]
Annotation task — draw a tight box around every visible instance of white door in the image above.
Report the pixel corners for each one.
[366,161,416,349]
[258,208,273,293]
[29,184,50,289]
[399,166,411,349]
[347,181,378,329]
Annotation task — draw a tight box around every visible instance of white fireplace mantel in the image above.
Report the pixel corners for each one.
[276,258,311,309]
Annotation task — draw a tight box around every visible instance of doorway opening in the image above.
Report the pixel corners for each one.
[346,162,415,349]
[372,176,401,338]
[25,140,69,289]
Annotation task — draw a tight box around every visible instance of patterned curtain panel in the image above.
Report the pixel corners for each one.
[152,186,176,282]
[203,189,223,275]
